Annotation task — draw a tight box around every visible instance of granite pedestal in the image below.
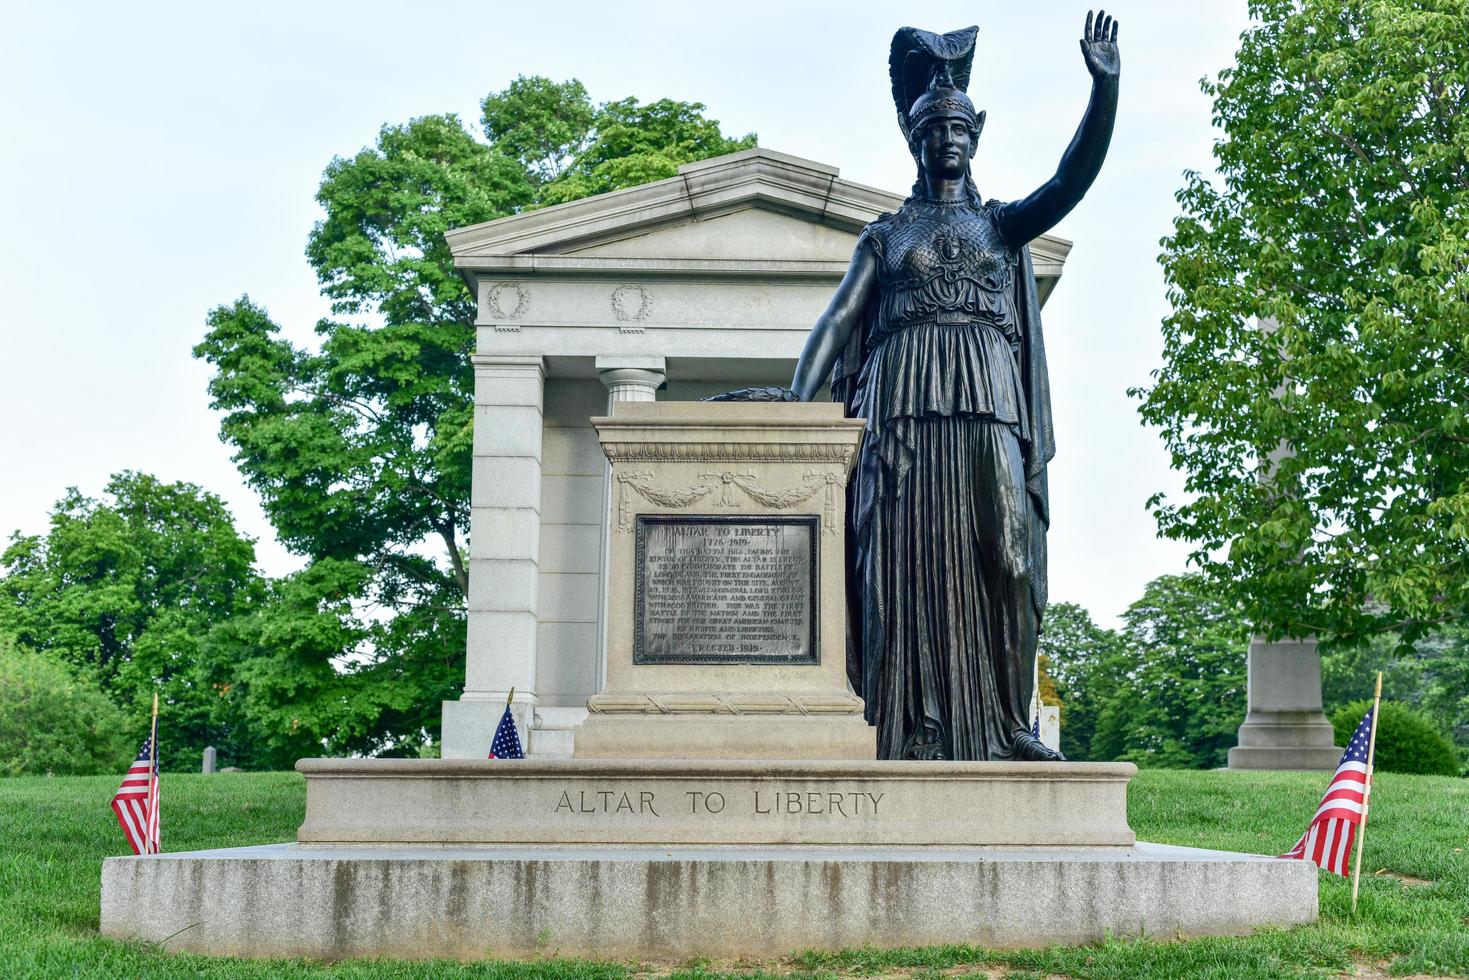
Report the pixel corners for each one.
[99,757,1319,960]
[295,758,1137,847]
[575,402,871,760]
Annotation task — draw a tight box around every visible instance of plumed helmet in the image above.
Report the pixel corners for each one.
[889,26,985,145]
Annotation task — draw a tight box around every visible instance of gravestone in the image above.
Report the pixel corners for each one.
[201,746,216,774]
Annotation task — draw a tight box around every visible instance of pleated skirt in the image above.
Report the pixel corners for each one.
[857,415,1038,761]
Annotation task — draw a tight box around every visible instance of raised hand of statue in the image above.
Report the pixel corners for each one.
[1079,9,1120,80]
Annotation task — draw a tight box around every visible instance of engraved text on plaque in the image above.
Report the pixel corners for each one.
[634,515,818,665]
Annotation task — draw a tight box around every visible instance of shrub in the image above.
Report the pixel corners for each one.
[0,637,134,776]
[1330,699,1460,777]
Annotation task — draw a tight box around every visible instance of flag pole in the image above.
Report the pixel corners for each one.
[1350,671,1383,915]
[148,692,160,856]
[149,692,159,777]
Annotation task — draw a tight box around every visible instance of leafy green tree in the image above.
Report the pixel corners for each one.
[1135,0,1469,644]
[480,76,596,183]
[194,78,755,755]
[1322,622,1469,765]
[197,558,450,769]
[0,636,133,776]
[0,473,263,765]
[1091,575,1251,769]
[1040,602,1129,760]
[1321,629,1421,714]
[1412,623,1469,759]
[539,96,756,205]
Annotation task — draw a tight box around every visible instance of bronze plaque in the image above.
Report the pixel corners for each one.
[634,515,818,665]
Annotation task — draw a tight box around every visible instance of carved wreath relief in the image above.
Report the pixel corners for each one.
[610,284,652,333]
[485,282,529,328]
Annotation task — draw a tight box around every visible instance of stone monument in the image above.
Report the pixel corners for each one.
[1228,318,1341,771]
[1228,636,1342,770]
[99,14,1321,961]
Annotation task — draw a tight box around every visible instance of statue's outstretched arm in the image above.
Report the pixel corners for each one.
[996,10,1121,248]
[791,245,879,401]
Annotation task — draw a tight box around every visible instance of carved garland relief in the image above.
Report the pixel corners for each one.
[601,443,854,464]
[614,468,848,535]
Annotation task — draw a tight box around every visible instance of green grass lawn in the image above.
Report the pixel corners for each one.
[0,769,1466,979]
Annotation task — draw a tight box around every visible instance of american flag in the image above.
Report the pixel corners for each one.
[1280,707,1374,875]
[111,736,160,855]
[488,704,524,759]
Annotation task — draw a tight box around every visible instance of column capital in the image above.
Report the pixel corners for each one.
[597,356,665,404]
[594,355,666,373]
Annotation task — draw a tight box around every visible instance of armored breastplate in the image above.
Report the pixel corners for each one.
[866,200,1018,335]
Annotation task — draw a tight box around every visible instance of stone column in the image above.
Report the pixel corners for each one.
[1227,318,1341,770]
[441,354,545,758]
[526,357,669,759]
[593,357,665,694]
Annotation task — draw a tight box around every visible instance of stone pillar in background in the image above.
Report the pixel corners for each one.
[1227,317,1340,771]
[441,355,546,758]
[202,746,216,774]
[1030,661,1062,754]
[1227,638,1341,770]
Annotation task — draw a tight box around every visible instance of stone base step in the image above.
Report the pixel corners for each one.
[100,841,1318,960]
[294,758,1137,847]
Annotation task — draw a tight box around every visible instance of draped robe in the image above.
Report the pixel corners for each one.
[831,196,1055,760]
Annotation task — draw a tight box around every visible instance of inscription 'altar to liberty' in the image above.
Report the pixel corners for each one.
[634,515,818,665]
[550,786,885,818]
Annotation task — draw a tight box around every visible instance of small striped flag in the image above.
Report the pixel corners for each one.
[1280,707,1373,875]
[111,736,160,855]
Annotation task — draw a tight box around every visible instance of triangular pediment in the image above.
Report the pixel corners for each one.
[563,206,862,263]
[446,147,1071,298]
[447,148,897,260]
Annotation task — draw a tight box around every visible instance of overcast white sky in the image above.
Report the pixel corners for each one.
[0,1,1251,627]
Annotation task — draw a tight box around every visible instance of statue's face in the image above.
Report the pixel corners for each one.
[917,117,974,179]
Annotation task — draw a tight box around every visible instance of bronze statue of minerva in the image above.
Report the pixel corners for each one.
[790,12,1121,761]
